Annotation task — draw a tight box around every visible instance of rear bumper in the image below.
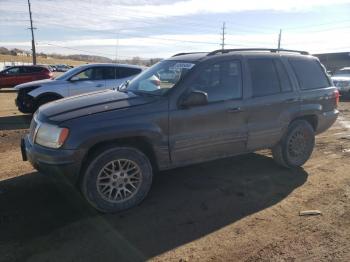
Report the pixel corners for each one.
[21,135,85,183]
[316,109,339,134]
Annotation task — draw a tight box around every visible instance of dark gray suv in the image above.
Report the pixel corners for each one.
[21,48,339,212]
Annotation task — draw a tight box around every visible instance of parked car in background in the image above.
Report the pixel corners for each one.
[21,48,339,213]
[15,63,143,113]
[55,64,71,72]
[0,65,53,89]
[332,67,350,97]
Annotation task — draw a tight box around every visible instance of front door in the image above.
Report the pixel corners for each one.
[169,59,247,166]
[69,67,106,96]
[1,67,22,86]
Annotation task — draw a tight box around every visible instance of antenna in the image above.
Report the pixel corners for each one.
[221,22,226,50]
[277,29,282,51]
[27,0,37,65]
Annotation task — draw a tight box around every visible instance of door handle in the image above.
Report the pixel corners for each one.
[227,107,243,113]
[284,98,298,103]
[96,84,103,87]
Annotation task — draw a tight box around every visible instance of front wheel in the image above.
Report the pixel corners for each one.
[81,147,153,213]
[272,120,315,168]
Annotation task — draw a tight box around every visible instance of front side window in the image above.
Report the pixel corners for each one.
[73,68,94,81]
[123,60,195,95]
[249,58,281,97]
[289,59,330,90]
[5,67,21,75]
[191,60,242,102]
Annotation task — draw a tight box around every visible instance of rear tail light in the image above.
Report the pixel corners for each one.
[334,89,339,108]
[49,72,53,78]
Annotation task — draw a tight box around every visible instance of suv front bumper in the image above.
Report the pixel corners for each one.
[21,134,85,183]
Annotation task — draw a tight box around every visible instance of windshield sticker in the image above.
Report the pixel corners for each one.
[170,63,195,70]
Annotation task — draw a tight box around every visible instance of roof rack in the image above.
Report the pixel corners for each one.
[207,48,309,56]
[172,52,207,57]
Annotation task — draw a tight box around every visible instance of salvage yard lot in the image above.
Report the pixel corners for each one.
[0,89,350,261]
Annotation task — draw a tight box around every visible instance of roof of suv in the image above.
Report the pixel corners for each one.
[168,48,313,62]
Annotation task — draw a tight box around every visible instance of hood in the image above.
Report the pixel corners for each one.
[38,89,157,122]
[331,76,350,81]
[14,79,63,90]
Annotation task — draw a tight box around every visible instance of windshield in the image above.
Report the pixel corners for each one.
[122,60,196,95]
[334,69,350,76]
[55,66,83,80]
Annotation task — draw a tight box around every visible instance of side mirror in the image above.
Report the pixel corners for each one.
[70,76,79,82]
[118,80,130,91]
[181,90,208,108]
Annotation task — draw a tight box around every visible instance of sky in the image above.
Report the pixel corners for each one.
[0,0,350,59]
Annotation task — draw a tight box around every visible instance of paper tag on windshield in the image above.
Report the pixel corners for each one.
[171,63,195,70]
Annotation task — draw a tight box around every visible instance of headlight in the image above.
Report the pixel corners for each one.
[35,123,69,148]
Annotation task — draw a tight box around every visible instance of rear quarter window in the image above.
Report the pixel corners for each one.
[289,59,330,90]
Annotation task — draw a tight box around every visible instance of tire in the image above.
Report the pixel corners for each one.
[80,147,153,213]
[272,120,315,168]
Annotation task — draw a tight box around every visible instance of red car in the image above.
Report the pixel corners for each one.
[0,65,53,88]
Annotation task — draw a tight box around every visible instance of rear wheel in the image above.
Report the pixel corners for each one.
[272,120,315,168]
[80,147,153,213]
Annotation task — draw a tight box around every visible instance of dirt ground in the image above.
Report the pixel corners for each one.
[0,89,350,262]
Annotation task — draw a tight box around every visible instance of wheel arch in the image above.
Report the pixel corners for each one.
[78,136,159,184]
[290,114,318,131]
[35,92,63,102]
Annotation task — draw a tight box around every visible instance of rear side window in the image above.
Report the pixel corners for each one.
[248,59,280,97]
[289,59,329,90]
[274,60,292,92]
[118,67,142,78]
[102,67,117,79]
[24,67,43,73]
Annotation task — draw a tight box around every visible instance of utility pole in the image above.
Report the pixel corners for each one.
[221,22,226,50]
[27,0,37,65]
[277,29,282,51]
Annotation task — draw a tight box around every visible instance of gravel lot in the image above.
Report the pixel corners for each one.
[0,89,350,262]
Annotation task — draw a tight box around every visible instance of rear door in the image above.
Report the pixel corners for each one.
[169,59,247,165]
[68,67,106,96]
[21,67,41,83]
[244,57,300,150]
[105,67,142,89]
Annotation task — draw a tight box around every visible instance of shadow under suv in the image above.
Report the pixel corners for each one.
[21,48,339,213]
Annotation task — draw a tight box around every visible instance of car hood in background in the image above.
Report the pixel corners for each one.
[38,89,157,122]
[14,79,64,90]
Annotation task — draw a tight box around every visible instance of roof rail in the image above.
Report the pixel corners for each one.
[172,52,207,57]
[207,48,309,56]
